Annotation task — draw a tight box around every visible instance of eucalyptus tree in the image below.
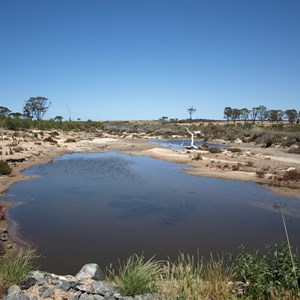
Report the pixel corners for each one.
[285,109,298,124]
[23,96,51,121]
[250,107,259,123]
[223,107,233,123]
[231,108,241,124]
[159,116,168,123]
[0,106,11,116]
[240,108,250,123]
[55,115,63,123]
[187,106,196,123]
[257,105,268,123]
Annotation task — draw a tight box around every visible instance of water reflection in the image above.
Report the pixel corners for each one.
[5,151,300,275]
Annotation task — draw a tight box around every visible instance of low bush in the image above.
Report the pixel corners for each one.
[233,243,300,299]
[283,169,300,181]
[43,137,57,143]
[0,160,12,175]
[64,138,76,143]
[227,147,242,153]
[208,147,222,154]
[192,153,203,161]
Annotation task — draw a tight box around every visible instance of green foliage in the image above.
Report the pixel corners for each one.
[265,137,273,148]
[0,250,37,295]
[233,244,300,299]
[117,254,161,296]
[0,160,12,175]
[43,136,57,143]
[64,138,76,143]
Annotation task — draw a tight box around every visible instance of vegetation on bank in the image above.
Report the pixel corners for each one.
[0,245,299,299]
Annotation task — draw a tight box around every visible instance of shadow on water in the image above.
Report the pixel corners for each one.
[4,151,300,275]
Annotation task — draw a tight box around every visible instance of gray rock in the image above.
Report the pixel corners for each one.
[4,295,30,300]
[69,291,82,300]
[31,297,38,300]
[93,296,104,300]
[41,287,54,298]
[7,285,21,295]
[79,293,95,300]
[76,284,93,293]
[50,279,62,286]
[75,264,106,281]
[91,281,114,295]
[20,277,37,290]
[60,281,72,291]
[113,293,122,299]
[103,296,115,300]
[29,271,48,286]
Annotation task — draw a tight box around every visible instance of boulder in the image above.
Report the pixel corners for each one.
[75,264,106,281]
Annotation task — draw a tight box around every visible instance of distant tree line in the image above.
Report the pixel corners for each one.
[224,106,300,124]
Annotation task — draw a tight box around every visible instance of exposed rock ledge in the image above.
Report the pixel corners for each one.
[4,263,154,300]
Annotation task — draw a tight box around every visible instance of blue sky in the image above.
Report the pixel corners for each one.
[0,0,299,121]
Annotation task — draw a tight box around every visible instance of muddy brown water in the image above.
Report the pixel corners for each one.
[4,151,300,275]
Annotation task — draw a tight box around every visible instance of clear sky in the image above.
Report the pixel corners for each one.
[0,0,299,121]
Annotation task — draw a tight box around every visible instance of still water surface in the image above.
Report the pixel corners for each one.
[5,151,300,275]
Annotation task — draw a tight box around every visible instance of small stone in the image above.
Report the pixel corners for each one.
[103,295,114,300]
[75,264,106,281]
[38,287,47,296]
[69,291,82,300]
[20,277,37,290]
[7,285,21,295]
[31,297,38,300]
[60,281,72,291]
[113,293,122,299]
[76,284,93,293]
[93,295,104,300]
[41,287,54,298]
[91,281,114,295]
[79,293,94,300]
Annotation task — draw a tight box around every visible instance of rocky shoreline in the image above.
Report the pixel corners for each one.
[3,263,150,300]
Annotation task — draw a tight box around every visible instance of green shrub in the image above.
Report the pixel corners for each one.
[233,244,300,299]
[208,147,222,154]
[265,138,273,148]
[64,138,76,143]
[0,250,37,295]
[0,160,12,175]
[117,254,161,296]
[43,136,57,143]
[192,153,203,161]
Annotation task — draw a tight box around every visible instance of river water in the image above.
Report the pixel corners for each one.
[5,151,300,275]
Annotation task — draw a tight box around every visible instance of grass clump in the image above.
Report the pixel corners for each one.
[116,254,161,296]
[0,250,37,295]
[0,160,12,175]
[157,253,235,300]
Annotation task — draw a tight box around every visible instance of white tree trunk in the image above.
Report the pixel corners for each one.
[183,127,198,149]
